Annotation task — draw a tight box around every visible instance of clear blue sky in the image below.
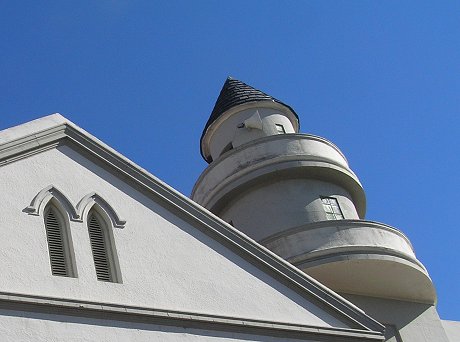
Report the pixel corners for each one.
[1,1,459,320]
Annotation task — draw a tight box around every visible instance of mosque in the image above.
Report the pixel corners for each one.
[0,78,457,341]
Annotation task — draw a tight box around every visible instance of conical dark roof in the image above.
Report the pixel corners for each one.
[201,78,298,162]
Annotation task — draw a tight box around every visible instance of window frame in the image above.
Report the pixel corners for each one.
[87,208,122,283]
[321,197,345,220]
[44,201,77,277]
[275,124,286,134]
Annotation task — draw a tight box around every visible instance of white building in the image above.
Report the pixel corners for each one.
[0,78,457,341]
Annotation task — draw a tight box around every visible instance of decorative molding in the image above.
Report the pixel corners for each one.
[24,185,80,221]
[0,124,67,166]
[0,291,384,342]
[76,192,126,228]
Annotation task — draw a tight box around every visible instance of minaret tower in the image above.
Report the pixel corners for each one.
[192,77,436,307]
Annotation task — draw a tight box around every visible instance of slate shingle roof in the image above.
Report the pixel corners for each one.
[201,77,299,162]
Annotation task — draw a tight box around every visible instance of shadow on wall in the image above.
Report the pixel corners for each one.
[342,293,443,341]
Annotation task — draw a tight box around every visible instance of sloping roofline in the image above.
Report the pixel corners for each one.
[0,114,384,338]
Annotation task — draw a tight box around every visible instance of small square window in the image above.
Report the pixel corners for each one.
[326,213,336,220]
[275,124,286,134]
[321,197,344,220]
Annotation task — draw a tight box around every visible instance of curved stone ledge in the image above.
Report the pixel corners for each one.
[261,219,436,304]
[194,134,350,195]
[262,219,416,262]
[192,134,365,215]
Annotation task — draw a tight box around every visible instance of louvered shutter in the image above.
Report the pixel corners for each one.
[45,207,69,276]
[88,214,112,282]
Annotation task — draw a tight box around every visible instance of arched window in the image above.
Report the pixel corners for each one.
[44,203,76,277]
[87,210,121,283]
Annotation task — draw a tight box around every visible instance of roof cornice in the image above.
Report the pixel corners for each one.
[0,291,384,341]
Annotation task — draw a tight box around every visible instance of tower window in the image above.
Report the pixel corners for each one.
[87,211,120,282]
[275,124,286,134]
[44,205,76,277]
[321,197,344,220]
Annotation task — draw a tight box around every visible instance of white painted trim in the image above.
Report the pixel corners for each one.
[24,185,81,221]
[77,192,126,228]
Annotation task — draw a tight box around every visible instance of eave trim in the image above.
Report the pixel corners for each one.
[0,291,384,342]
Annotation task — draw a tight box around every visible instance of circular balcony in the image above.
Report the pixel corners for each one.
[192,134,365,216]
[261,219,436,304]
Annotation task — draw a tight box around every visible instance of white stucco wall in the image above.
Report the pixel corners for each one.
[442,320,460,342]
[219,179,359,241]
[342,294,450,342]
[0,144,350,329]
